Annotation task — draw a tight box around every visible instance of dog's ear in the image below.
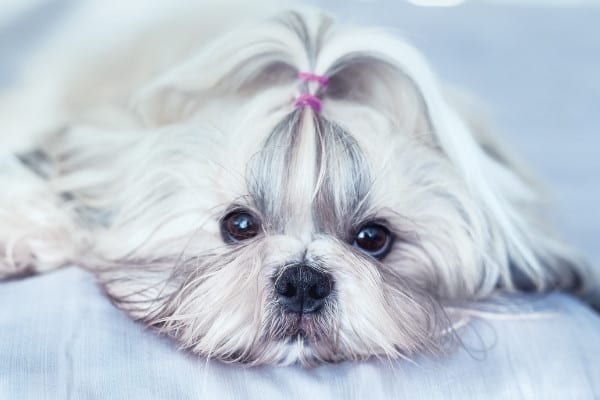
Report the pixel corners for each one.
[133,61,298,126]
[319,29,597,300]
[322,54,432,144]
[131,18,302,127]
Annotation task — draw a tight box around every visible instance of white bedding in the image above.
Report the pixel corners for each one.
[1,267,599,399]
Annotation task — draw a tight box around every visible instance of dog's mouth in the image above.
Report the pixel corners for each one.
[287,316,311,337]
[278,313,327,341]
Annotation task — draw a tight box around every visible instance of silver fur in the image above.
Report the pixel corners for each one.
[0,1,597,367]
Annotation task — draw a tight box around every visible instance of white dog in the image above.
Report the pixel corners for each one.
[0,0,597,366]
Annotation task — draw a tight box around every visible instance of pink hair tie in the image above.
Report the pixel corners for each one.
[294,93,322,113]
[298,72,329,87]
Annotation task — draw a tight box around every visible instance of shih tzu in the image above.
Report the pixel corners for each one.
[0,0,597,366]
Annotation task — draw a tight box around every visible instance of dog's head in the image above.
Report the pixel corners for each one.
[72,10,581,366]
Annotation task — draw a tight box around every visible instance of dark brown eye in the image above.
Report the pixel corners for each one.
[353,224,393,259]
[221,210,260,243]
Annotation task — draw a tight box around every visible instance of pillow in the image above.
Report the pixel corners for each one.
[1,267,598,399]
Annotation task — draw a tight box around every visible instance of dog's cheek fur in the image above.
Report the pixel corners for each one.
[94,235,319,366]
[302,239,452,364]
[96,243,272,363]
[336,269,442,360]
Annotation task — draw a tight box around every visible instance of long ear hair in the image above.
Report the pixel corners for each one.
[133,9,598,303]
[314,27,597,302]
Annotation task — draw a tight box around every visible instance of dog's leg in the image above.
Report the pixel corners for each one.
[0,151,84,279]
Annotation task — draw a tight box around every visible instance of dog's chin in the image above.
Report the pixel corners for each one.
[214,320,333,367]
[268,324,337,367]
[277,336,323,367]
[255,306,340,366]
[286,318,351,367]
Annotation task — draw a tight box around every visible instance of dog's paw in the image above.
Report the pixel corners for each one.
[0,154,81,280]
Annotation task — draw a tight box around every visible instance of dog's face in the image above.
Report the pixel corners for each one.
[91,87,476,366]
[71,11,581,366]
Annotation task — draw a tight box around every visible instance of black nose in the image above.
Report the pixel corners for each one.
[275,265,332,314]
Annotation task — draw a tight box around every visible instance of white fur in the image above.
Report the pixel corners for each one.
[1,1,597,366]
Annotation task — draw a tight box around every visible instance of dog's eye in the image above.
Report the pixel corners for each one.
[221,210,260,243]
[353,224,393,259]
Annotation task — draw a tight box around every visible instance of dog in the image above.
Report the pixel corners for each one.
[1,0,598,366]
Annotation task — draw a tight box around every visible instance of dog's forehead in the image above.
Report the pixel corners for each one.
[245,111,372,237]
